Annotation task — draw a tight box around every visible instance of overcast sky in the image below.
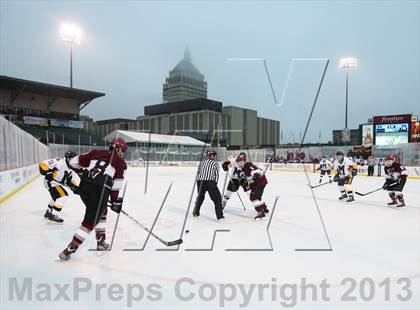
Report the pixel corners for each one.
[1,0,419,143]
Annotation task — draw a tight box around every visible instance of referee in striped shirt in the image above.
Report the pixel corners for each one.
[193,150,224,220]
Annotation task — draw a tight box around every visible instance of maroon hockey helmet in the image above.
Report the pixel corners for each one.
[235,152,247,162]
[110,137,128,154]
[385,154,396,167]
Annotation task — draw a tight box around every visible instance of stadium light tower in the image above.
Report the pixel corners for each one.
[339,57,357,129]
[60,23,81,88]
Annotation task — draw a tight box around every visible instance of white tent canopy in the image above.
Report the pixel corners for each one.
[104,130,207,147]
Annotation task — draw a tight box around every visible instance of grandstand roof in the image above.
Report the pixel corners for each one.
[104,130,207,146]
[0,75,105,109]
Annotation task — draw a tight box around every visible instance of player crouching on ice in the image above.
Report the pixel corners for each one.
[221,152,247,209]
[236,158,269,220]
[317,155,333,183]
[58,138,128,261]
[383,155,407,207]
[333,151,357,202]
[39,152,79,223]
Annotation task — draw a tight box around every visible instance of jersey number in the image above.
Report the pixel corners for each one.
[88,160,108,180]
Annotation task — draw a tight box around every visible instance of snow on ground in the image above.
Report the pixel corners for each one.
[1,166,419,309]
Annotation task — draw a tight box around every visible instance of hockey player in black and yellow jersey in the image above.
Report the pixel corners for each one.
[332,151,358,203]
[39,151,79,223]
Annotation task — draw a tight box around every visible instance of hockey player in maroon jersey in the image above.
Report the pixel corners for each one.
[236,157,269,220]
[58,138,128,260]
[221,152,247,209]
[383,155,408,207]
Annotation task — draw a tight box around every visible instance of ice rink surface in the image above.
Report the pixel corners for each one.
[1,166,419,309]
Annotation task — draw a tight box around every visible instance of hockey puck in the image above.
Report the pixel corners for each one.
[185,230,190,233]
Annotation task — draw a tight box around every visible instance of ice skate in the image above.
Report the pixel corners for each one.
[97,236,110,251]
[396,202,406,208]
[45,210,64,223]
[346,195,354,202]
[58,245,77,261]
[387,200,398,206]
[43,209,51,219]
[254,211,266,221]
[338,193,348,200]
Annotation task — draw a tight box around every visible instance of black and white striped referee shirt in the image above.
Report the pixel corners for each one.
[197,159,219,182]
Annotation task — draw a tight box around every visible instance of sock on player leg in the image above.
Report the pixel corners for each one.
[95,214,107,241]
[389,192,397,201]
[71,225,92,251]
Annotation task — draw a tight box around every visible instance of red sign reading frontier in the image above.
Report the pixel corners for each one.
[373,114,412,124]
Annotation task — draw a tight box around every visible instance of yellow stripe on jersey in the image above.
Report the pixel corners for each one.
[55,186,66,197]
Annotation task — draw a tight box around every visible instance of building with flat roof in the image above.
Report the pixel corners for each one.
[90,98,280,148]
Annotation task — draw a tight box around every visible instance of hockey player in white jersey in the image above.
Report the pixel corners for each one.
[221,152,247,209]
[333,151,357,202]
[39,151,79,223]
[317,155,333,183]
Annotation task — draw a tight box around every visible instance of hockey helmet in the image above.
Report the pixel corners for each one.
[110,137,128,155]
[65,151,76,159]
[236,152,247,162]
[385,154,396,167]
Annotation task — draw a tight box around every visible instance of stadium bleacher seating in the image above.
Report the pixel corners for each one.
[15,123,104,146]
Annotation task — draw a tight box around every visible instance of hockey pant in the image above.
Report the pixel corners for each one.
[337,176,353,197]
[223,179,240,202]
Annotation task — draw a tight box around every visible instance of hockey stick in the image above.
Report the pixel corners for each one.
[307,180,333,189]
[120,210,183,246]
[355,182,398,197]
[236,189,247,211]
[108,181,128,251]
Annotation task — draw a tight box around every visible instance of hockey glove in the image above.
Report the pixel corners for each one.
[68,183,80,195]
[252,172,262,181]
[222,161,230,172]
[110,197,123,214]
[333,174,339,182]
[351,169,358,177]
[239,178,250,191]
[398,176,407,185]
[382,182,389,190]
[44,169,56,182]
